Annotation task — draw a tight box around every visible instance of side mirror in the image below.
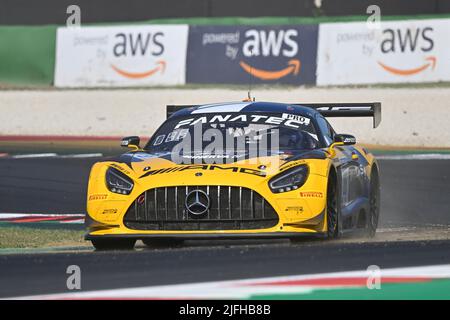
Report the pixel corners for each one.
[334,134,356,145]
[121,136,140,150]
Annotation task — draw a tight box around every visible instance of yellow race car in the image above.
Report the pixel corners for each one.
[85,101,381,250]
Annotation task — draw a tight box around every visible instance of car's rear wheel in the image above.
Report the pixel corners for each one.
[366,169,380,237]
[91,239,136,251]
[327,172,339,239]
[142,239,184,248]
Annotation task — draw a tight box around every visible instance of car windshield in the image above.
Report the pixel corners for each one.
[145,112,319,154]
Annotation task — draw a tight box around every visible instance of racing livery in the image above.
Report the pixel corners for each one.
[85,101,381,250]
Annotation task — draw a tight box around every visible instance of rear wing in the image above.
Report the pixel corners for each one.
[294,102,381,128]
[166,102,381,128]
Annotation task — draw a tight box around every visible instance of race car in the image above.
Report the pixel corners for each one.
[85,101,381,250]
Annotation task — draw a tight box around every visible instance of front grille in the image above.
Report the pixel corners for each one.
[123,186,278,231]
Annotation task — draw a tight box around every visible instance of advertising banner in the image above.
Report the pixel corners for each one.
[54,25,189,87]
[317,19,450,85]
[186,25,318,85]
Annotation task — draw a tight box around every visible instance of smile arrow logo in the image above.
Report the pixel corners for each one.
[378,56,436,76]
[111,60,166,79]
[239,59,301,80]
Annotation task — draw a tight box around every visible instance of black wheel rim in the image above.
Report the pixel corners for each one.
[327,181,338,237]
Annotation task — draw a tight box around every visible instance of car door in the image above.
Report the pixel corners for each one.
[316,115,369,231]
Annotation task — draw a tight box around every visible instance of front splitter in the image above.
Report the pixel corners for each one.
[85,232,326,241]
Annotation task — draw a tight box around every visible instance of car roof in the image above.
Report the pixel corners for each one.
[170,101,319,119]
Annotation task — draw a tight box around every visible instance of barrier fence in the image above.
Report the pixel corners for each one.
[1,16,450,87]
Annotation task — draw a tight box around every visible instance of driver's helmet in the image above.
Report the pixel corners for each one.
[278,127,318,150]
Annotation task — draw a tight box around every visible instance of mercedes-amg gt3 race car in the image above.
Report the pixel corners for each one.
[85,101,381,250]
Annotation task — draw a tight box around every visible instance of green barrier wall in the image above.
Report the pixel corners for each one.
[0,26,56,85]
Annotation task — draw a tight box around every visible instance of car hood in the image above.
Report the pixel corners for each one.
[113,149,328,181]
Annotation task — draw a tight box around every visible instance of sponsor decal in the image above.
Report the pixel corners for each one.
[102,208,118,214]
[109,32,166,79]
[299,191,323,198]
[281,113,310,124]
[139,164,266,178]
[187,25,318,85]
[280,160,306,171]
[182,153,244,160]
[111,60,166,79]
[343,137,356,144]
[285,206,304,214]
[377,27,435,76]
[317,19,450,85]
[55,25,188,87]
[109,163,131,175]
[173,113,311,130]
[378,56,436,76]
[89,194,108,201]
[239,59,300,80]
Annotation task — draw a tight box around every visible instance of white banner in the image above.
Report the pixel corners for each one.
[317,19,450,85]
[55,25,189,87]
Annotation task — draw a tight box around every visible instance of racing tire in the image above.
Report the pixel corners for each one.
[326,172,340,239]
[91,239,136,251]
[142,239,184,248]
[366,169,380,237]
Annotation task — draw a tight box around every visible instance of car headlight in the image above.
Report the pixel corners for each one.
[269,165,309,193]
[105,167,134,195]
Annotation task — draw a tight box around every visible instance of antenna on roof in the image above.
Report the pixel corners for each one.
[243,49,255,102]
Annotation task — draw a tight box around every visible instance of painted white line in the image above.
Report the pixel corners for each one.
[9,264,450,300]
[0,213,85,224]
[60,153,103,158]
[377,153,450,160]
[61,219,84,224]
[8,153,103,159]
[12,153,58,159]
[377,227,416,233]
[0,213,85,218]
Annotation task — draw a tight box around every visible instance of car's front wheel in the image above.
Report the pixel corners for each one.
[91,239,136,251]
[327,172,340,239]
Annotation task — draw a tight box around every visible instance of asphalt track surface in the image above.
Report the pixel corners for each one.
[0,157,449,297]
[1,239,450,298]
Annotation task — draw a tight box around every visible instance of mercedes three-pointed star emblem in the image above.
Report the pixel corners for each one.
[185,189,210,216]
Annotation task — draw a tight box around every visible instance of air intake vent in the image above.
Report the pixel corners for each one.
[123,186,278,231]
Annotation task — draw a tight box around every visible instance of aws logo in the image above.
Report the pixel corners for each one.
[378,27,436,76]
[110,32,166,79]
[239,29,301,80]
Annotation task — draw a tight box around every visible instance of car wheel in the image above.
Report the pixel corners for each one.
[366,169,380,237]
[142,239,184,248]
[327,174,339,239]
[91,239,136,251]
